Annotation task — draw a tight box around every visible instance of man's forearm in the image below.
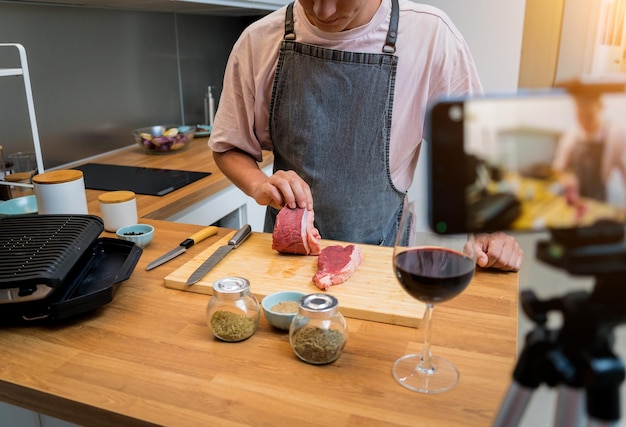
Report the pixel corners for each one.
[213,149,269,200]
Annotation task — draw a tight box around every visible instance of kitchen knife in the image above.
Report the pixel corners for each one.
[146,226,218,271]
[185,224,252,285]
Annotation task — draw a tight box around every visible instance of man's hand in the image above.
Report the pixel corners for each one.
[213,151,313,211]
[474,232,523,272]
[250,170,313,211]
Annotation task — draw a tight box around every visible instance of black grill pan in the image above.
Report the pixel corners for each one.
[0,215,104,290]
[0,215,142,323]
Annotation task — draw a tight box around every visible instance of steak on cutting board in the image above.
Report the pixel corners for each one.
[313,244,363,290]
[272,206,321,255]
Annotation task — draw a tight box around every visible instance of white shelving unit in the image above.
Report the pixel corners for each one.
[0,43,44,191]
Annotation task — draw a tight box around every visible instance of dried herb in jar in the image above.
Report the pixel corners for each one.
[210,310,257,341]
[291,325,345,364]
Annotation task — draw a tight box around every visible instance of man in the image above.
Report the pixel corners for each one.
[553,93,626,207]
[209,0,523,271]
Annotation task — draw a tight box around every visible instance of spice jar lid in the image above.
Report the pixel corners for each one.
[212,277,251,300]
[3,172,33,183]
[98,190,136,204]
[33,169,83,185]
[299,294,339,318]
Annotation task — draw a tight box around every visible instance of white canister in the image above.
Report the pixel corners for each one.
[33,170,89,215]
[98,190,138,232]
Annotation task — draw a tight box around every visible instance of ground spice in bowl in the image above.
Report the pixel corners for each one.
[270,301,299,313]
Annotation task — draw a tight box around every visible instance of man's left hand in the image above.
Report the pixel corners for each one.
[474,232,523,272]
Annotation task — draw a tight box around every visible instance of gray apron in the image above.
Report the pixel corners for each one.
[265,0,405,246]
[571,136,606,201]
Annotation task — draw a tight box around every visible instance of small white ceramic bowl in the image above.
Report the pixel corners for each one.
[262,291,306,330]
[116,224,154,248]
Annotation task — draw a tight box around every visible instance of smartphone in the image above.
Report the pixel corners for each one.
[426,89,626,234]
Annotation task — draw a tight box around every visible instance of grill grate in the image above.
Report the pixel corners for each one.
[0,215,104,289]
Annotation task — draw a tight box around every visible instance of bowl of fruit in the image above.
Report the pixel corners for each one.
[133,125,196,154]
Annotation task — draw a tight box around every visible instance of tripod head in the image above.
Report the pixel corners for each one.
[535,219,626,331]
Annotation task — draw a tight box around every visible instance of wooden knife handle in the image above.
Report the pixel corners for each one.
[189,226,219,245]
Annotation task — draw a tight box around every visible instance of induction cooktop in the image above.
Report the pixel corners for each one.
[74,163,211,196]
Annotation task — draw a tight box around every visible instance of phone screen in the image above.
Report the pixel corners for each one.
[427,91,626,234]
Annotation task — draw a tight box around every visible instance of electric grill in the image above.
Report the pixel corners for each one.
[0,214,142,323]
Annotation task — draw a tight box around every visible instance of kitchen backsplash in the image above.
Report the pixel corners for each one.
[0,2,262,169]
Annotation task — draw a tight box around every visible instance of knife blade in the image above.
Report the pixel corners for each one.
[146,225,218,271]
[186,224,252,285]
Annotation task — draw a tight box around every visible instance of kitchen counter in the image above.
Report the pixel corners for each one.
[0,219,519,427]
[80,137,273,221]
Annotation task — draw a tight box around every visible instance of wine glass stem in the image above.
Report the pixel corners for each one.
[419,303,435,372]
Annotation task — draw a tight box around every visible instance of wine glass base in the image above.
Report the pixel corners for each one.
[392,354,459,394]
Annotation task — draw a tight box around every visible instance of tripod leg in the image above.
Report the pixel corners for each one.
[492,382,535,427]
[586,382,622,427]
[554,386,585,427]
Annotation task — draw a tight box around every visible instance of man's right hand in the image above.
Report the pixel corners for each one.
[251,169,313,211]
[213,150,313,212]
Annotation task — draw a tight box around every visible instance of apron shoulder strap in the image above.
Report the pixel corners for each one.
[383,0,399,54]
[285,0,398,52]
[285,2,296,41]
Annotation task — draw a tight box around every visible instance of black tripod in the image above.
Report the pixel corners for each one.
[493,221,626,427]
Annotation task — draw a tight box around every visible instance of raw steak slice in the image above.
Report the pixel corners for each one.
[272,206,321,255]
[312,244,363,290]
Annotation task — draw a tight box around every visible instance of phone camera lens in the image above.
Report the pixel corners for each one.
[448,105,463,122]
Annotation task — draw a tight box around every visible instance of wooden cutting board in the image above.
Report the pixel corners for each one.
[164,231,426,327]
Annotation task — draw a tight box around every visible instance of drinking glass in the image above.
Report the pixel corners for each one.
[8,151,36,173]
[392,200,476,393]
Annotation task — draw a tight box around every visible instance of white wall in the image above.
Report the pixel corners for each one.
[409,0,528,228]
[419,0,527,93]
[556,0,601,81]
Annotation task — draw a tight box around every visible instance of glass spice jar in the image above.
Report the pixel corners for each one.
[206,277,260,342]
[289,294,348,365]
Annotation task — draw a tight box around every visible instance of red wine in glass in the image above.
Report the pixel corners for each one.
[394,247,475,304]
[392,200,476,394]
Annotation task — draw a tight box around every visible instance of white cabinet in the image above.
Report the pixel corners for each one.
[40,416,80,427]
[0,402,81,427]
[0,402,40,427]
[166,164,272,232]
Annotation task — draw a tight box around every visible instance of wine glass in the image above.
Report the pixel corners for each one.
[392,200,476,394]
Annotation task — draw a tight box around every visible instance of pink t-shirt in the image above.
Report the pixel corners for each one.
[209,0,483,192]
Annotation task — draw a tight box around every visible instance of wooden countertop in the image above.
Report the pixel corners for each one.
[80,137,273,220]
[0,219,519,427]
